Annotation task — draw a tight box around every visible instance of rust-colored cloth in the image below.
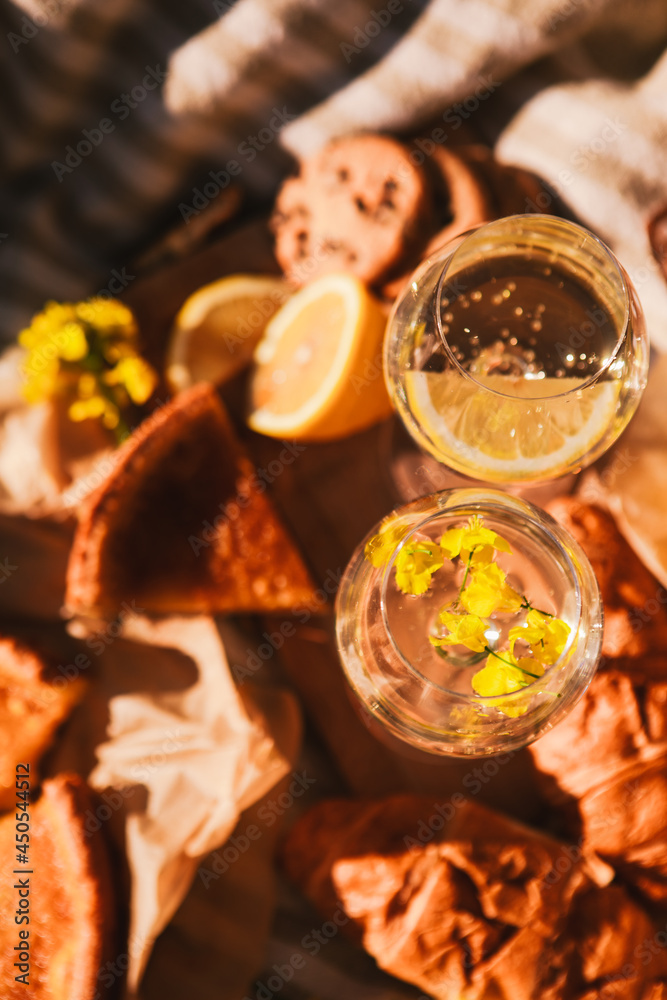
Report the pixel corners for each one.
[283,795,667,1000]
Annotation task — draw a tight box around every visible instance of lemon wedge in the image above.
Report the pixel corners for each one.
[166,274,291,393]
[405,369,620,481]
[248,273,392,441]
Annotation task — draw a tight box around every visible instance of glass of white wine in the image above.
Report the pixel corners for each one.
[384,215,648,484]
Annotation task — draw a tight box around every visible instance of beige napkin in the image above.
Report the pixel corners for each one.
[0,345,114,517]
[497,50,667,351]
[61,612,301,994]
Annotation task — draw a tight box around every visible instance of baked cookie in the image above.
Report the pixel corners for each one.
[421,145,492,257]
[65,383,317,616]
[379,144,492,300]
[457,144,550,219]
[0,774,114,1000]
[271,134,432,286]
[0,634,86,810]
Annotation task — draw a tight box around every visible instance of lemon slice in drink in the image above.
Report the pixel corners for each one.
[405,369,620,481]
[248,272,392,441]
[166,274,291,392]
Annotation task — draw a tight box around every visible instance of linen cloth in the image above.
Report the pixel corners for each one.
[3,0,667,345]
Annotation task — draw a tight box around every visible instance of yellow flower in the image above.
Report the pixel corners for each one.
[472,652,544,717]
[69,395,110,422]
[104,355,157,404]
[74,298,136,335]
[460,562,523,617]
[20,355,60,404]
[395,543,444,595]
[18,302,77,350]
[509,609,571,665]
[364,517,410,569]
[440,515,512,567]
[57,322,89,361]
[77,373,98,398]
[430,610,488,652]
[18,296,151,440]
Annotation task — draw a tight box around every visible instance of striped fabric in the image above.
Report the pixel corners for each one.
[2,0,667,347]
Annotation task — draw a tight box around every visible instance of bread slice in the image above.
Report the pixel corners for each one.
[65,383,317,616]
[0,774,114,1000]
[0,634,85,810]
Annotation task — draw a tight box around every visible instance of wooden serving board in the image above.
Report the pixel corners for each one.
[125,214,545,826]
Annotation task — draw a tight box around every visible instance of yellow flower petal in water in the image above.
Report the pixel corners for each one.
[509,609,571,665]
[440,526,465,561]
[430,610,488,652]
[395,543,444,595]
[441,515,512,567]
[472,652,544,717]
[460,562,523,617]
[364,517,410,569]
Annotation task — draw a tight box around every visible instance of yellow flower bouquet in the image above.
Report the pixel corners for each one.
[19,298,157,441]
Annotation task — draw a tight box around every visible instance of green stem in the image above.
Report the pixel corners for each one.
[521,600,554,618]
[484,646,540,679]
[459,552,474,596]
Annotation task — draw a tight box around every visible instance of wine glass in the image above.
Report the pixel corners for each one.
[384,214,648,485]
[335,488,602,757]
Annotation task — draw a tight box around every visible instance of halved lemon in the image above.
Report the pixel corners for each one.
[405,370,620,481]
[247,273,393,441]
[166,274,291,393]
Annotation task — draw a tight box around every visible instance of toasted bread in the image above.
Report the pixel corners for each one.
[0,635,85,810]
[65,383,317,616]
[0,774,114,1000]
